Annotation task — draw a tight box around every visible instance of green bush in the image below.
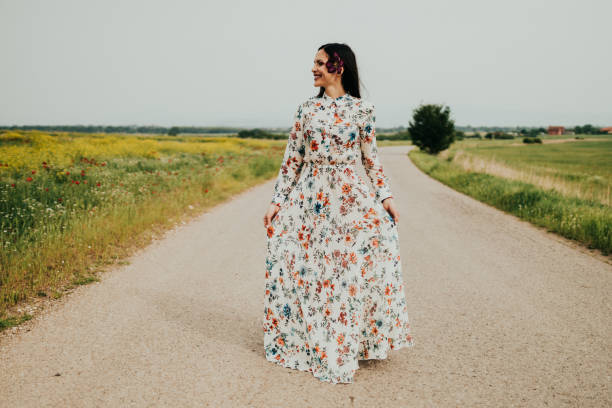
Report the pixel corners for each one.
[237,128,286,140]
[408,104,455,154]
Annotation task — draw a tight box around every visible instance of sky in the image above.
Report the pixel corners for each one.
[1,0,611,128]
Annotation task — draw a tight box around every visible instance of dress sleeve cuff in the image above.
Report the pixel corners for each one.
[376,189,394,203]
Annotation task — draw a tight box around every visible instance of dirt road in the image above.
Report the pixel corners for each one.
[1,145,610,407]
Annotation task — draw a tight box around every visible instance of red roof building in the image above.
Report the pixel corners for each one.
[547,126,565,135]
[600,127,612,134]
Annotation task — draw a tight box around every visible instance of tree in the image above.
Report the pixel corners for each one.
[573,124,603,135]
[408,104,455,154]
[526,128,540,138]
[168,127,180,136]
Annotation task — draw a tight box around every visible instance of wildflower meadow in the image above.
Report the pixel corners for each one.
[0,130,285,323]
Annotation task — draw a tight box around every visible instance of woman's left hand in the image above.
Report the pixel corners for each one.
[382,197,399,223]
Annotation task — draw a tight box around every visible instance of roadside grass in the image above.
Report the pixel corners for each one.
[0,130,286,328]
[409,135,611,256]
[443,135,611,206]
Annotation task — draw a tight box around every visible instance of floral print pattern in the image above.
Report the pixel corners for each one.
[263,92,415,384]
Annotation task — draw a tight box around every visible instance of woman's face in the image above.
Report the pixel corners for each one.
[312,49,342,88]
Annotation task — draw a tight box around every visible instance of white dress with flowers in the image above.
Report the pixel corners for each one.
[263,92,415,384]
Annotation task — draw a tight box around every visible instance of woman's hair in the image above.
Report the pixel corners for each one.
[316,43,364,99]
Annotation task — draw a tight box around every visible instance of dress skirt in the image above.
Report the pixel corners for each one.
[263,160,415,384]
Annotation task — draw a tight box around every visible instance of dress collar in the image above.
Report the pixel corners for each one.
[321,92,351,104]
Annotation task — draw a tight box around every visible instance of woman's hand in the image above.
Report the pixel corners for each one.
[263,203,281,228]
[382,197,399,223]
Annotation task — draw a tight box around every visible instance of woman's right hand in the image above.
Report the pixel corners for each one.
[263,203,281,229]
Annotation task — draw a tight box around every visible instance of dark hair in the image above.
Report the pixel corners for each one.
[316,43,364,99]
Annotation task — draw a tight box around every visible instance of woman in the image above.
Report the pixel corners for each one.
[262,43,415,384]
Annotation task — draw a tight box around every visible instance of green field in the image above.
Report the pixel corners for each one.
[447,135,611,205]
[410,134,612,256]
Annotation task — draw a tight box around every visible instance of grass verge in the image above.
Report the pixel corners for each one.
[409,148,611,256]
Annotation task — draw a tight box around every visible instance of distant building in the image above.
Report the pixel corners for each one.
[547,126,565,135]
[601,127,612,134]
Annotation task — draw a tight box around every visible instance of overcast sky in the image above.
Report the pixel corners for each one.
[1,0,610,128]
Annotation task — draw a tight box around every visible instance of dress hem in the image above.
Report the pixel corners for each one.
[264,337,416,384]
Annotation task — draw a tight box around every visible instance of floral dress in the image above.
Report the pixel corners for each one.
[263,92,415,384]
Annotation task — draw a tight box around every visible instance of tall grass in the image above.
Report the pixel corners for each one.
[441,137,612,206]
[410,137,612,256]
[0,130,285,321]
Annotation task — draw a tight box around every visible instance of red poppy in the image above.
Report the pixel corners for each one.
[26,177,33,182]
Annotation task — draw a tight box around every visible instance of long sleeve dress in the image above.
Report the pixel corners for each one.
[263,92,415,384]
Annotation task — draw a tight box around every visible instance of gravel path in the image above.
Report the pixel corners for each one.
[1,145,610,407]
